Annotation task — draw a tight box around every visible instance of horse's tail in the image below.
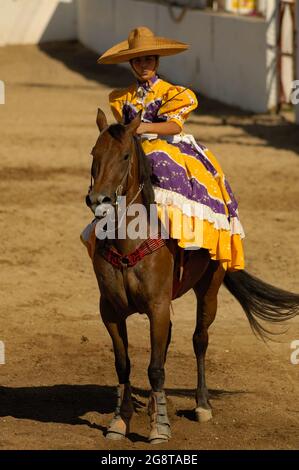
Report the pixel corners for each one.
[224,270,299,340]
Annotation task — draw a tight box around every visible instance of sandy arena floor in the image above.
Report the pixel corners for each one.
[0,41,298,450]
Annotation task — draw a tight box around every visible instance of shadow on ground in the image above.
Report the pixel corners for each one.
[0,383,247,437]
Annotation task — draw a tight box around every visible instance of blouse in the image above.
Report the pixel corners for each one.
[109,75,198,130]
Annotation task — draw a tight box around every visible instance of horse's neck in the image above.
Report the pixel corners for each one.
[113,144,148,253]
[113,190,148,254]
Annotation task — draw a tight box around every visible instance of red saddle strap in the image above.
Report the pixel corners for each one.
[100,236,166,269]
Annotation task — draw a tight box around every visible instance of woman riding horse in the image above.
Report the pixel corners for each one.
[83,27,299,443]
[82,24,246,440]
[82,26,299,444]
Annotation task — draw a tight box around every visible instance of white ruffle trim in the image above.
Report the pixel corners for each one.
[229,216,245,238]
[141,132,206,149]
[154,186,245,238]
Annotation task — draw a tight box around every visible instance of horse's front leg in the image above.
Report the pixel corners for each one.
[147,303,171,444]
[100,297,133,440]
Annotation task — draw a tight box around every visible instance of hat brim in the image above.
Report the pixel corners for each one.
[97,39,188,64]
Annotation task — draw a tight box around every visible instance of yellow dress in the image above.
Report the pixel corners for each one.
[109,75,245,271]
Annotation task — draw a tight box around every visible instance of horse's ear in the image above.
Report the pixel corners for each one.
[126,111,142,134]
[96,108,108,132]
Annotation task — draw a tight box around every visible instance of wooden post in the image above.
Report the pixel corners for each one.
[266,0,279,111]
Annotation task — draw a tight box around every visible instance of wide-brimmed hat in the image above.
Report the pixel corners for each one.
[97,26,189,64]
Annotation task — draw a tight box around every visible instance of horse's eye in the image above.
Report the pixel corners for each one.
[124,154,129,160]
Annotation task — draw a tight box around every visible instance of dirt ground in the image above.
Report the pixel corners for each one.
[0,41,298,451]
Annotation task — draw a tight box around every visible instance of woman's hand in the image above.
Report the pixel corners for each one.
[136,123,149,135]
[136,121,181,136]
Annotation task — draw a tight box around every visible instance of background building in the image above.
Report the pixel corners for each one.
[0,0,298,120]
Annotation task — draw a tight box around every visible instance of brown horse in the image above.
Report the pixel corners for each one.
[85,108,299,444]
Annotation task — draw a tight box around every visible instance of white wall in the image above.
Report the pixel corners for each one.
[0,0,285,114]
[0,0,77,46]
[77,0,275,113]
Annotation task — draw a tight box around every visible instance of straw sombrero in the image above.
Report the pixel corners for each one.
[97,26,189,64]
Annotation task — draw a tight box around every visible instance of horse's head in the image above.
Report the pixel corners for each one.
[86,108,141,215]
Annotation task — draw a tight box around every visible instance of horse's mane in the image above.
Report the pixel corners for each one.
[108,124,126,142]
[107,124,155,212]
[133,136,155,211]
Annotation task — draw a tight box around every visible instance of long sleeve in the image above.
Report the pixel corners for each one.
[157,86,198,130]
[109,89,124,123]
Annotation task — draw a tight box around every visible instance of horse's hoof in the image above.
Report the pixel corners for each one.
[106,415,129,440]
[149,425,171,444]
[149,437,169,445]
[195,407,213,422]
[106,431,126,441]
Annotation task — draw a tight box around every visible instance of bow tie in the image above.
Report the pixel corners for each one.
[136,75,158,98]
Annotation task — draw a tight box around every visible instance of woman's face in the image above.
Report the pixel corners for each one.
[130,55,158,82]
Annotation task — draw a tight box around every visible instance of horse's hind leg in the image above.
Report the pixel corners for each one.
[165,320,172,361]
[193,262,225,423]
[100,297,134,440]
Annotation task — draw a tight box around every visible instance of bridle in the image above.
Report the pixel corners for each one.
[89,136,144,212]
[88,132,165,269]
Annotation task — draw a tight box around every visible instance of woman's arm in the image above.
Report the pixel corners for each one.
[136,121,181,136]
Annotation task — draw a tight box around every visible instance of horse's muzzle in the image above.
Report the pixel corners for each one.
[86,191,114,218]
[95,203,114,219]
[87,192,112,205]
[85,194,99,214]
